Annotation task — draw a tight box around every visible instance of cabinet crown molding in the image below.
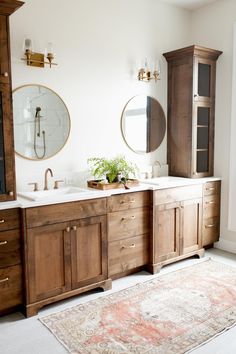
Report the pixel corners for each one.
[163,45,223,61]
[0,0,24,15]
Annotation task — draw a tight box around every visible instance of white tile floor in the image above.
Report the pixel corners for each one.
[1,248,236,354]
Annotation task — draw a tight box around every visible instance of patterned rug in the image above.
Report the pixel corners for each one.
[40,260,236,354]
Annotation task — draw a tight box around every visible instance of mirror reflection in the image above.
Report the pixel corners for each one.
[121,95,166,154]
[13,85,70,160]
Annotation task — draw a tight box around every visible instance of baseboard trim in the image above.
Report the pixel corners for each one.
[214,239,236,254]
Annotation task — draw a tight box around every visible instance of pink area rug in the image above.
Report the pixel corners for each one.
[40,260,236,353]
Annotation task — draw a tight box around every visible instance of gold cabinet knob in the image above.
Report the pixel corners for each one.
[72,226,77,231]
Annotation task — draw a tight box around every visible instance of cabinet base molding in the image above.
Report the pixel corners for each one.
[148,248,205,274]
[23,278,112,317]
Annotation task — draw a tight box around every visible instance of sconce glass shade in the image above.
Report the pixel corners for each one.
[23,37,33,52]
[138,58,161,82]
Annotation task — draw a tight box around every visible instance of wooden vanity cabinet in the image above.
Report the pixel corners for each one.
[0,1,24,201]
[107,191,150,279]
[150,185,204,273]
[22,198,111,317]
[0,208,22,315]
[163,45,222,178]
[202,181,221,246]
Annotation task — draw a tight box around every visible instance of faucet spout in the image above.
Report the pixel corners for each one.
[44,168,53,190]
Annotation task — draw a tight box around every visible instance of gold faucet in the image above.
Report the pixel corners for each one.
[44,168,53,190]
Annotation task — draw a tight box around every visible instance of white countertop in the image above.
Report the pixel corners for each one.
[2,176,221,209]
[0,200,22,210]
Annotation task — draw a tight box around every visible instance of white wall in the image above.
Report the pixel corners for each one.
[9,0,191,190]
[191,0,236,252]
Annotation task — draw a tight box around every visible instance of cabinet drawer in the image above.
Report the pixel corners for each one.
[0,208,20,231]
[0,264,22,312]
[154,185,202,206]
[203,195,220,219]
[108,234,149,276]
[25,198,107,228]
[108,207,149,241]
[0,229,21,268]
[203,181,220,196]
[202,216,220,246]
[107,191,149,212]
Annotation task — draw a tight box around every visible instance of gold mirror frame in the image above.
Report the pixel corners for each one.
[13,84,71,160]
[121,95,166,154]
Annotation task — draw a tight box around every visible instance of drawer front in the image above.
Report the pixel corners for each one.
[26,198,107,228]
[202,216,220,246]
[108,234,149,276]
[203,181,220,196]
[203,195,220,219]
[0,208,20,231]
[107,191,149,212]
[108,207,149,241]
[0,229,21,268]
[0,265,22,312]
[154,185,202,206]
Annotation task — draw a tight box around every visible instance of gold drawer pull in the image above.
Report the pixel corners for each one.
[0,219,5,224]
[205,201,216,205]
[0,240,7,246]
[120,199,135,204]
[205,224,217,228]
[121,243,136,249]
[72,226,77,231]
[122,215,136,221]
[65,226,70,232]
[0,277,9,284]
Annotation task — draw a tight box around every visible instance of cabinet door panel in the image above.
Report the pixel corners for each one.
[182,198,202,254]
[71,216,107,289]
[0,15,10,84]
[153,203,180,263]
[27,222,71,303]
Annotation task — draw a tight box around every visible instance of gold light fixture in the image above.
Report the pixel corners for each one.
[138,59,161,82]
[22,38,57,68]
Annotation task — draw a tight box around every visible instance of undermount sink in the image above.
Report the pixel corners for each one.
[18,187,92,201]
[141,176,186,185]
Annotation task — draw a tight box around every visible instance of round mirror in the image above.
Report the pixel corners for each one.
[13,84,71,160]
[121,95,166,154]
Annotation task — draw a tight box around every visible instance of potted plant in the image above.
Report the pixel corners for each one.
[87,155,139,189]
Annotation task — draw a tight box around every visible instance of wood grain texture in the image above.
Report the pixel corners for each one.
[107,191,149,212]
[25,198,107,228]
[108,234,149,276]
[0,264,22,313]
[107,207,149,241]
[0,228,21,267]
[71,215,108,289]
[163,45,222,178]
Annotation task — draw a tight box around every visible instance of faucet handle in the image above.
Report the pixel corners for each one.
[28,182,39,192]
[54,180,64,189]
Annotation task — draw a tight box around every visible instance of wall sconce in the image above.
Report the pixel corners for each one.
[138,59,161,82]
[21,38,58,68]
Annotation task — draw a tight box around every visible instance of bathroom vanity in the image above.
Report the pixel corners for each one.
[0,177,221,316]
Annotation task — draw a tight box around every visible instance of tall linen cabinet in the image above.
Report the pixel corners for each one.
[163,45,222,178]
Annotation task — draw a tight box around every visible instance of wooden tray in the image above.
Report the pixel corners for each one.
[87,179,140,190]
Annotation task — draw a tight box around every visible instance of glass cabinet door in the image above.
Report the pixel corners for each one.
[193,103,213,177]
[194,57,215,103]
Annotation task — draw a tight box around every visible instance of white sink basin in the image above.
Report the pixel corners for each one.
[18,187,92,201]
[141,176,186,185]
